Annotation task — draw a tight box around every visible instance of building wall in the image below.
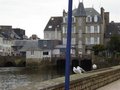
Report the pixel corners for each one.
[62,6,108,56]
[0,37,13,56]
[26,51,42,59]
[44,31,61,40]
[26,50,52,59]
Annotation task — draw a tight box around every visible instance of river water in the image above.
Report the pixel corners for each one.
[0,66,68,90]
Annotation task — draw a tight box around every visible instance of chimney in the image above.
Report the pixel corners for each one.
[104,12,110,25]
[101,7,104,19]
[63,9,66,16]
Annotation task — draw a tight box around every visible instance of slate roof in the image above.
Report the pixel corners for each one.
[44,17,63,31]
[74,2,86,17]
[13,40,39,51]
[105,22,120,38]
[38,40,62,49]
[14,40,62,51]
[72,2,101,18]
[85,8,100,16]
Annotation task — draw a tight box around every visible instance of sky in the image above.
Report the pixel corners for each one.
[0,0,120,39]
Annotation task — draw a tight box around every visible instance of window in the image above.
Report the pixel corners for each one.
[90,26,94,33]
[43,41,47,47]
[94,26,97,33]
[72,26,76,33]
[31,51,34,55]
[97,25,100,33]
[94,25,100,33]
[86,38,91,44]
[91,37,94,44]
[63,16,67,23]
[72,16,76,23]
[63,26,67,34]
[71,38,76,45]
[48,25,52,28]
[86,26,90,33]
[51,18,54,20]
[94,37,100,44]
[43,52,49,55]
[86,15,92,22]
[62,26,65,33]
[63,38,67,45]
[94,15,98,22]
[78,41,82,48]
[86,37,97,45]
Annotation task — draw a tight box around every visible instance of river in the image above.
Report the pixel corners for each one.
[0,66,69,90]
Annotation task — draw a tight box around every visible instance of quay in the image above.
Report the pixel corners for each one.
[14,65,120,90]
[97,79,120,90]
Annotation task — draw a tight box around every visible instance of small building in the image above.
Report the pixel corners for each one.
[0,34,13,56]
[21,40,62,67]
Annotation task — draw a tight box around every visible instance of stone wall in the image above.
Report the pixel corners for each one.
[26,58,56,68]
[0,56,25,67]
[15,65,120,90]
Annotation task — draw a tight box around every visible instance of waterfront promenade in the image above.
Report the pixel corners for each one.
[14,65,120,90]
[97,79,120,90]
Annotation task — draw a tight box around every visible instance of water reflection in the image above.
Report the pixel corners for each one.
[0,66,66,90]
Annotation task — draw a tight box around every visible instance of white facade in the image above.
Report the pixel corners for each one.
[26,50,52,59]
[44,31,61,40]
[0,37,13,56]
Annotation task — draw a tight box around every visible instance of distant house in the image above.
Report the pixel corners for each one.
[24,40,62,66]
[0,25,27,40]
[12,40,38,56]
[0,34,13,56]
[26,40,62,59]
[105,21,120,45]
[44,17,63,40]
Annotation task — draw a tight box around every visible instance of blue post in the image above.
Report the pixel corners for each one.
[65,0,73,90]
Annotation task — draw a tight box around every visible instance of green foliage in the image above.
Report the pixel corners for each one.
[107,35,120,55]
[92,44,105,55]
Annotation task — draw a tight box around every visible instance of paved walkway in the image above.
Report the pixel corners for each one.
[97,79,120,90]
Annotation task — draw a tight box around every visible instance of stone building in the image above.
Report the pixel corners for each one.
[62,2,109,57]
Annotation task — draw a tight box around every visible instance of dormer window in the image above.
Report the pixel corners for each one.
[51,18,54,20]
[94,15,98,22]
[86,15,92,22]
[48,25,52,29]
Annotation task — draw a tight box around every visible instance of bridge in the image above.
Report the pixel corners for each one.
[0,56,26,67]
[14,65,120,90]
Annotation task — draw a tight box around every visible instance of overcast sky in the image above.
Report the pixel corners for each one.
[0,0,120,39]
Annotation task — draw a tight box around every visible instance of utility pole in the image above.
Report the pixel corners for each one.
[65,0,73,90]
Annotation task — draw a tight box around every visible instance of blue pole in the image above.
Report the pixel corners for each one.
[65,0,73,90]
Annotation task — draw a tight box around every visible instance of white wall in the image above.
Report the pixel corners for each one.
[44,31,61,40]
[0,37,13,56]
[26,50,52,59]
[26,51,43,59]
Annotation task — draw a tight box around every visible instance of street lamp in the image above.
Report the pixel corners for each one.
[65,0,73,90]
